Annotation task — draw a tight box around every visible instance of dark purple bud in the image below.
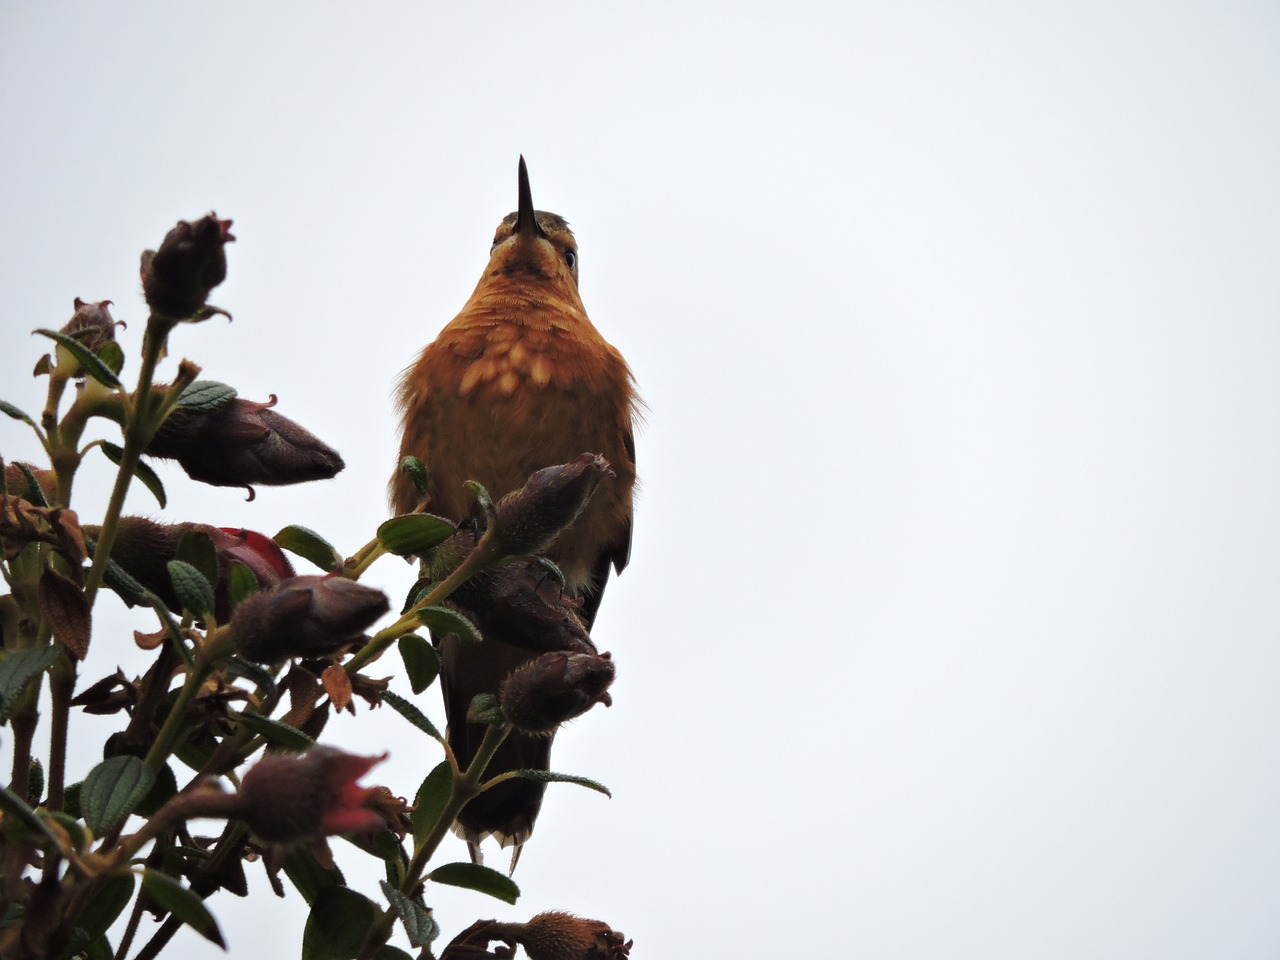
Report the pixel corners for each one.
[236,746,386,841]
[451,553,596,656]
[140,214,234,318]
[83,517,295,618]
[147,395,345,489]
[498,651,615,736]
[492,454,612,558]
[229,574,389,663]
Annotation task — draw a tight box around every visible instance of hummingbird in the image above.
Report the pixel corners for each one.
[391,157,637,863]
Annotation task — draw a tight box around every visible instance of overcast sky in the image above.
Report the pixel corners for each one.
[3,2,1280,957]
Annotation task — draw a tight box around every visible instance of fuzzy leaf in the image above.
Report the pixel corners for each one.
[379,881,439,947]
[176,379,237,413]
[513,769,612,798]
[167,560,215,619]
[416,606,481,644]
[376,515,454,556]
[141,869,225,948]
[284,844,346,906]
[33,328,121,387]
[14,462,49,505]
[397,634,440,694]
[302,887,377,960]
[175,530,219,588]
[81,756,155,835]
[466,693,504,727]
[0,644,61,722]
[399,455,428,494]
[0,399,35,427]
[225,560,259,611]
[411,762,453,850]
[97,340,125,375]
[426,862,519,905]
[274,525,341,572]
[98,442,168,508]
[236,712,315,750]
[73,871,135,944]
[0,783,55,841]
[382,691,442,741]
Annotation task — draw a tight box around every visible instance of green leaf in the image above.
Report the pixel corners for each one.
[373,948,413,960]
[342,828,401,864]
[167,560,215,619]
[302,887,377,960]
[383,691,442,741]
[411,762,454,850]
[0,644,61,722]
[81,756,155,835]
[398,634,440,694]
[284,844,346,906]
[235,712,315,750]
[175,530,219,588]
[100,555,148,607]
[274,525,341,572]
[72,871,135,944]
[426,862,519,905]
[0,399,36,427]
[134,762,178,818]
[97,340,125,376]
[33,328,121,387]
[416,606,481,644]
[466,693,504,727]
[398,455,428,494]
[225,560,259,611]
[141,868,225,948]
[376,515,455,557]
[225,657,277,697]
[176,379,237,413]
[512,769,612,798]
[379,881,439,947]
[463,480,496,520]
[98,442,168,508]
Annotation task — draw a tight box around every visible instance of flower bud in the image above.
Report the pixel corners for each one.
[61,298,119,355]
[140,214,234,318]
[83,517,294,618]
[236,746,386,841]
[229,574,389,663]
[498,651,615,736]
[451,554,596,656]
[491,454,613,558]
[146,395,345,489]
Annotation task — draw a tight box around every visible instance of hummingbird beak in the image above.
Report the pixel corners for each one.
[516,156,547,239]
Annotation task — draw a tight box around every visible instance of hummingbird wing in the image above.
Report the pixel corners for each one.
[575,426,634,630]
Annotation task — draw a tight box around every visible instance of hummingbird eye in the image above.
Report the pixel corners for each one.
[564,249,576,270]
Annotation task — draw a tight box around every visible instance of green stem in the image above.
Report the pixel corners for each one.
[81,326,166,607]
[344,530,503,676]
[142,659,212,772]
[46,654,75,811]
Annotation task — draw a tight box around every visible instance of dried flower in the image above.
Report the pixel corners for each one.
[146,395,345,490]
[229,574,389,663]
[140,214,234,318]
[61,298,119,354]
[236,746,387,841]
[441,912,631,960]
[490,454,612,558]
[498,651,615,736]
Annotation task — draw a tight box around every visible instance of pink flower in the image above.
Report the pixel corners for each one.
[237,746,388,842]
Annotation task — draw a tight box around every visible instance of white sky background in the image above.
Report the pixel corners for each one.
[3,2,1280,957]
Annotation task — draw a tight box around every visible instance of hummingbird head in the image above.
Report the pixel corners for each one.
[488,156,580,288]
